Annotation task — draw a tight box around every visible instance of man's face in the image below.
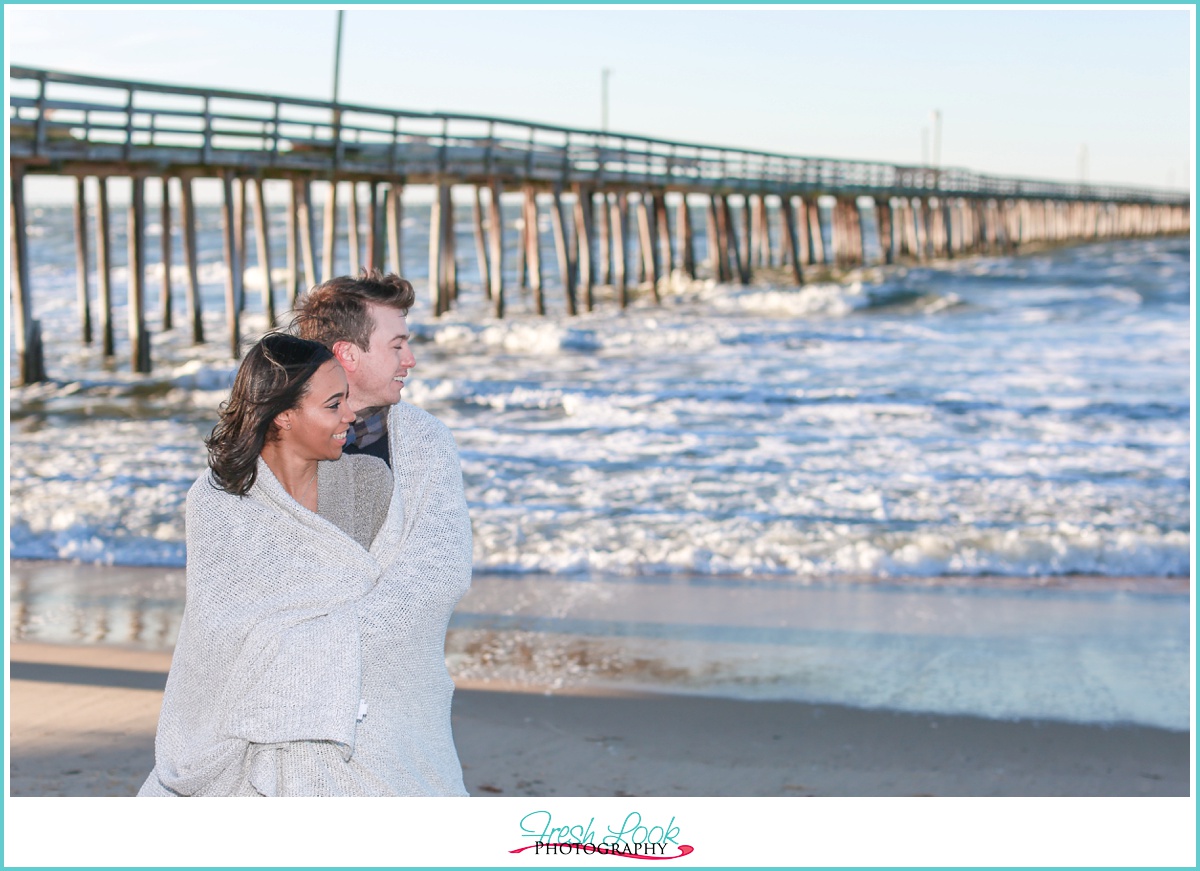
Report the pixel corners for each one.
[346,304,415,412]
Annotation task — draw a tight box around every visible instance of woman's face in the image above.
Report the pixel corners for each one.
[279,359,355,461]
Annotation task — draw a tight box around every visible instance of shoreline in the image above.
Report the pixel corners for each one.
[8,640,1191,798]
[10,555,1191,593]
[8,558,1192,730]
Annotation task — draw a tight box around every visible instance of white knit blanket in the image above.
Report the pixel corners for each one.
[140,402,472,796]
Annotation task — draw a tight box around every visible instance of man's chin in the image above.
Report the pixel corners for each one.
[352,386,404,410]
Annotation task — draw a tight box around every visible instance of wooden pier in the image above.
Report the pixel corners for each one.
[9,66,1190,383]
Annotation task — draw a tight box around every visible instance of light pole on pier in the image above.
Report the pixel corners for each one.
[601,68,613,132]
[333,10,345,106]
[931,109,942,168]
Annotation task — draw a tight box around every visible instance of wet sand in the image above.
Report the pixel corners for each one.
[8,640,1190,798]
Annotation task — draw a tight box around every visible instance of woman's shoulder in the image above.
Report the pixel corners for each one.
[187,468,270,507]
[186,469,235,507]
[184,469,279,540]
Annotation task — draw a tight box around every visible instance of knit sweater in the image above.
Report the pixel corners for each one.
[138,402,473,796]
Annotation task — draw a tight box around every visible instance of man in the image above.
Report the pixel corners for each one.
[290,268,473,795]
[293,270,418,466]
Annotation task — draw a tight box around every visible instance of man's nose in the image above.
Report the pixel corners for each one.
[402,347,417,369]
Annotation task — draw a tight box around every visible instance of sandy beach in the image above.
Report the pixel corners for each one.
[9,638,1190,798]
[9,559,1193,798]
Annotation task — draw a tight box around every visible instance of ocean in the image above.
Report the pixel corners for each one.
[8,198,1191,581]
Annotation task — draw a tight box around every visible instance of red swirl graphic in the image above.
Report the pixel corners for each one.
[509,843,694,860]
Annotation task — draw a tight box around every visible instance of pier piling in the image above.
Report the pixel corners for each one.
[677,197,695,279]
[297,180,318,295]
[386,182,403,278]
[321,179,337,284]
[472,185,490,297]
[806,199,824,266]
[610,193,628,306]
[598,192,612,287]
[740,196,752,275]
[127,175,151,374]
[96,176,115,357]
[347,181,361,276]
[636,193,656,292]
[73,177,93,345]
[550,187,576,316]
[250,177,275,326]
[524,187,544,315]
[160,178,174,331]
[487,182,504,318]
[725,196,750,284]
[367,182,383,271]
[219,172,242,359]
[235,178,248,312]
[285,180,299,303]
[781,195,804,285]
[655,193,671,288]
[572,185,593,312]
[180,175,204,344]
[10,165,46,384]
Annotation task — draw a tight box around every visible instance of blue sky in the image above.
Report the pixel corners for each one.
[5,5,1193,195]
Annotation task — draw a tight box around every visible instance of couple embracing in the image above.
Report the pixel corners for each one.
[139,270,472,797]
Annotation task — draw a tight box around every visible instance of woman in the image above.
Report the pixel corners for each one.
[138,333,470,796]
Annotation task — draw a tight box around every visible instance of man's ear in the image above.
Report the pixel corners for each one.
[332,340,358,371]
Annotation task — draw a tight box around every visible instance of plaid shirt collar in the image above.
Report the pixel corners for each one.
[346,405,389,449]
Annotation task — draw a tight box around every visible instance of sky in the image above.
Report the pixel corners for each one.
[4,4,1195,201]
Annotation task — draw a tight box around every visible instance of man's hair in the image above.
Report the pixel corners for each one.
[292,268,416,351]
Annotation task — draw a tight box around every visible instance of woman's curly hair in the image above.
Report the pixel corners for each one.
[205,333,334,496]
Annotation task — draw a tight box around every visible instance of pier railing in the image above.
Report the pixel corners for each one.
[10,66,1188,205]
[9,66,1191,385]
